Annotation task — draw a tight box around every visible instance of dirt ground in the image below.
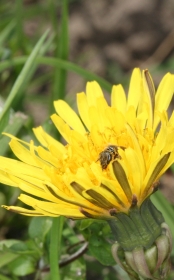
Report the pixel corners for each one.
[68,0,174,79]
[24,0,174,89]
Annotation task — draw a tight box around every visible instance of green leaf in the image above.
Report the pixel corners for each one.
[0,29,49,120]
[7,256,35,276]
[79,219,94,230]
[24,239,42,261]
[0,252,18,268]
[61,257,86,280]
[0,273,12,280]
[2,240,38,258]
[88,235,115,266]
[8,241,29,253]
[80,220,106,241]
[28,216,52,240]
[80,221,115,266]
[0,239,20,250]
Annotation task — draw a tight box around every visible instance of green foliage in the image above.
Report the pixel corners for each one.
[151,191,174,256]
[60,258,86,280]
[0,30,49,120]
[79,220,115,266]
[0,239,38,276]
[28,216,52,241]
[88,235,115,266]
[7,256,35,277]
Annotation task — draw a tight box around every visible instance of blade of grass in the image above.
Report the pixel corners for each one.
[38,56,112,92]
[40,33,55,55]
[16,0,24,51]
[0,32,53,129]
[51,0,69,113]
[0,30,49,121]
[16,32,54,95]
[14,32,54,99]
[0,56,112,92]
[0,21,15,46]
[0,110,10,135]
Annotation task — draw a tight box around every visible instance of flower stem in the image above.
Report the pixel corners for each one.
[50,216,64,280]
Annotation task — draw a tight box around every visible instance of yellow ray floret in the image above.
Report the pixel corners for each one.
[1,68,174,219]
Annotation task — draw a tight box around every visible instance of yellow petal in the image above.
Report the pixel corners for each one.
[54,100,86,135]
[9,139,44,167]
[77,92,91,130]
[123,148,142,196]
[0,170,18,187]
[37,146,59,167]
[154,73,174,130]
[0,157,47,180]
[111,84,126,113]
[86,81,103,106]
[2,205,44,216]
[127,68,142,110]
[126,124,145,178]
[142,153,170,197]
[51,114,71,143]
[33,126,65,154]
[18,194,84,217]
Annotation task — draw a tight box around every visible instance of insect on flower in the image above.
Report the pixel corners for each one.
[97,145,125,170]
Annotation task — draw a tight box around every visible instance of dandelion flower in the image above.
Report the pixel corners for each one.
[1,68,174,279]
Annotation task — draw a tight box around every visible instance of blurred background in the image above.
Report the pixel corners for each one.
[1,0,174,123]
[0,0,174,279]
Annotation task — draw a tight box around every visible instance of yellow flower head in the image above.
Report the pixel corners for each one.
[1,68,174,219]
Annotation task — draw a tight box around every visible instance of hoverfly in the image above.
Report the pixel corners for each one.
[97,145,125,170]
